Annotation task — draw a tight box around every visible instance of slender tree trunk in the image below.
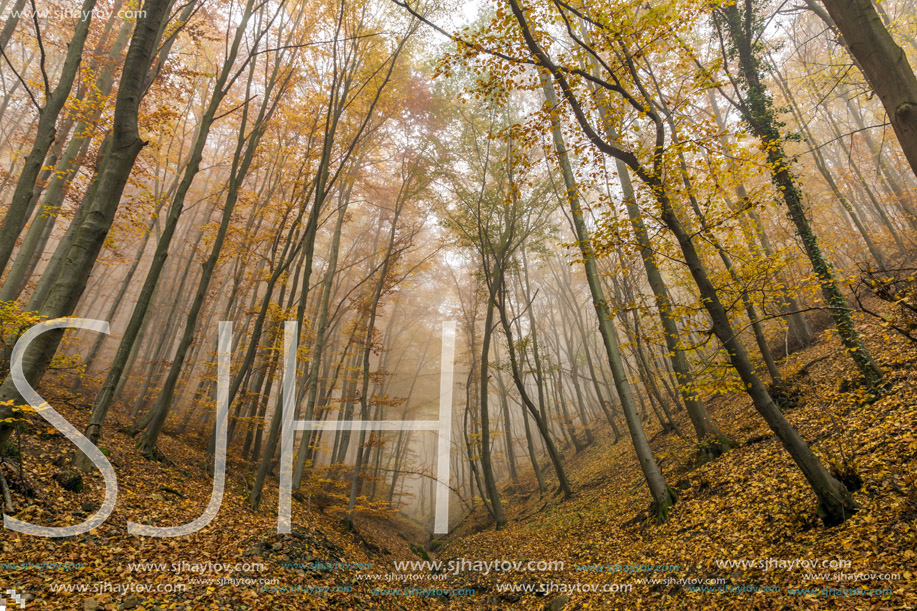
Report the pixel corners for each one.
[768,58,888,268]
[291,188,352,487]
[493,366,518,482]
[820,108,908,250]
[74,3,264,466]
[603,132,725,445]
[720,2,883,387]
[0,0,173,447]
[0,0,26,52]
[548,263,622,441]
[249,322,293,509]
[0,0,98,274]
[2,18,135,302]
[136,67,277,456]
[540,78,674,516]
[709,91,815,347]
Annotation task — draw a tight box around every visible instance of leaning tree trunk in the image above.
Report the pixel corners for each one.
[654,180,858,525]
[135,64,274,457]
[0,0,27,52]
[593,102,726,449]
[540,78,674,519]
[1,17,135,303]
[76,0,257,463]
[767,56,888,268]
[0,0,173,448]
[721,2,883,387]
[0,0,97,274]
[525,5,857,522]
[819,0,917,178]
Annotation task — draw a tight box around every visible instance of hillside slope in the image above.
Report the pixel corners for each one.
[2,321,916,610]
[0,388,429,610]
[429,322,917,610]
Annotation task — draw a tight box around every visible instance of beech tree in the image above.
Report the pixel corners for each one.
[0,0,174,447]
[818,0,917,178]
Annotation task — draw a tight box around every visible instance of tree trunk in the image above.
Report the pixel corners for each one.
[820,0,917,178]
[291,186,352,487]
[603,126,725,445]
[721,2,883,387]
[540,77,674,518]
[0,0,26,52]
[0,0,98,274]
[0,0,173,447]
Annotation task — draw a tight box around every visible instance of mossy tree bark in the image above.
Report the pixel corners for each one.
[717,0,883,388]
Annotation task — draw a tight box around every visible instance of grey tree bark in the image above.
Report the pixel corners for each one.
[819,0,917,177]
[539,76,674,518]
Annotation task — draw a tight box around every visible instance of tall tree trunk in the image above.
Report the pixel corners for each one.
[719,2,883,387]
[0,0,98,274]
[345,194,408,527]
[819,0,917,178]
[75,0,260,465]
[708,91,814,346]
[493,366,518,482]
[819,107,908,251]
[601,126,725,446]
[0,0,173,447]
[767,57,888,268]
[521,3,858,522]
[496,305,572,498]
[135,59,279,457]
[1,17,135,302]
[539,77,673,518]
[249,322,295,509]
[291,183,353,488]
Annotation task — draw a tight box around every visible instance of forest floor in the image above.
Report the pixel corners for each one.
[2,317,917,610]
[434,319,917,610]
